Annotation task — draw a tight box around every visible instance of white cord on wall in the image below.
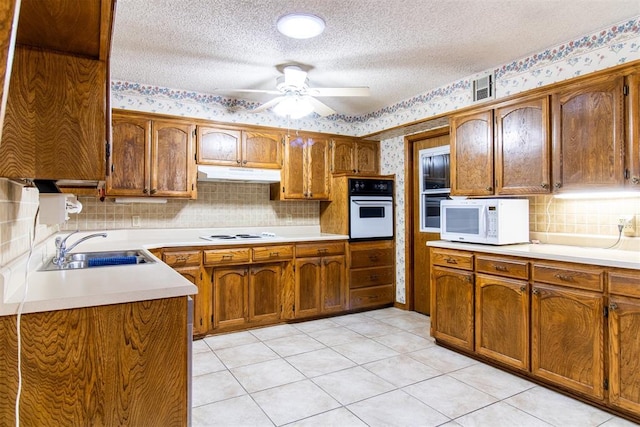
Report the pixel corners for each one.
[15,207,39,427]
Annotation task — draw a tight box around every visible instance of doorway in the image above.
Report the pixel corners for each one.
[404,128,449,315]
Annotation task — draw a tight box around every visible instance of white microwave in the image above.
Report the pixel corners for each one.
[440,198,530,245]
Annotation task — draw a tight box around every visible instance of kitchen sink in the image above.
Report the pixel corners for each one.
[39,250,156,271]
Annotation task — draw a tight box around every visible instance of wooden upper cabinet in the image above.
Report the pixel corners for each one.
[108,112,196,199]
[331,138,379,175]
[197,126,282,169]
[552,74,625,192]
[495,96,551,194]
[274,134,330,200]
[450,109,494,196]
[626,72,640,188]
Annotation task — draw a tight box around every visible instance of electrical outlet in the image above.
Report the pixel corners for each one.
[132,215,141,227]
[618,215,636,236]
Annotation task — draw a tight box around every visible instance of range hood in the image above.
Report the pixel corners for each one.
[197,165,281,183]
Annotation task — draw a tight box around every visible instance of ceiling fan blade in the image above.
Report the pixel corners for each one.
[251,96,286,113]
[307,87,371,97]
[220,89,282,95]
[283,66,308,88]
[303,96,336,117]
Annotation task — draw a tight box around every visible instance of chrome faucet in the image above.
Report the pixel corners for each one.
[53,231,107,266]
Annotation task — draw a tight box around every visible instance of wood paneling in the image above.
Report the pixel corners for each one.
[249,264,281,323]
[532,261,604,292]
[625,72,640,188]
[609,295,640,414]
[152,120,195,197]
[0,298,188,426]
[214,266,249,329]
[243,131,282,168]
[108,115,151,195]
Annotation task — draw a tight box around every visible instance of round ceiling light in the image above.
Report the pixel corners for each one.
[277,13,325,39]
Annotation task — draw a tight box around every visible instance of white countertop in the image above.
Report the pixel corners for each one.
[427,240,640,270]
[0,226,349,316]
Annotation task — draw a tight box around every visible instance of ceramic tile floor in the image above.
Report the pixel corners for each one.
[191,307,637,427]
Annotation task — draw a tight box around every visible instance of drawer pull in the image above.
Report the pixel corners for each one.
[222,254,234,260]
[532,288,539,295]
[318,248,328,254]
[610,303,618,311]
[368,255,379,261]
[269,252,280,257]
[520,285,527,292]
[175,255,188,263]
[554,273,573,282]
[494,265,508,272]
[370,274,379,281]
[445,257,458,264]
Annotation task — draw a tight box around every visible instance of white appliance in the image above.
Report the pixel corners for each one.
[419,145,450,232]
[196,165,280,183]
[440,198,529,245]
[349,178,394,240]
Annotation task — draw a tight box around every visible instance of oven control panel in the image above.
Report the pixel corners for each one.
[348,178,394,196]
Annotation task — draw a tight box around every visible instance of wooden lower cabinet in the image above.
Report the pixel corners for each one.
[348,240,395,309]
[475,274,529,371]
[431,266,474,351]
[175,265,209,336]
[294,254,346,318]
[531,283,605,400]
[0,298,189,426]
[249,264,282,323]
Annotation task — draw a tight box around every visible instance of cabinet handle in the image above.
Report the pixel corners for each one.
[485,186,492,191]
[150,189,157,194]
[143,188,148,194]
[541,183,549,189]
[222,254,233,260]
[352,169,357,173]
[242,160,247,165]
[494,265,508,272]
[554,273,573,282]
[370,274,379,281]
[175,255,188,263]
[532,288,539,295]
[610,302,618,311]
[318,248,328,254]
[308,192,313,198]
[236,159,241,164]
[520,285,527,292]
[632,176,640,184]
[269,252,279,257]
[368,255,379,261]
[554,182,562,189]
[445,257,458,264]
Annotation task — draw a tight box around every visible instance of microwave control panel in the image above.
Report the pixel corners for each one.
[486,206,498,237]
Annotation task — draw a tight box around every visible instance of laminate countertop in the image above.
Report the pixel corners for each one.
[427,240,640,270]
[0,226,349,316]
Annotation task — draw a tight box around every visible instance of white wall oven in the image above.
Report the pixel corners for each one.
[419,145,450,232]
[349,178,394,241]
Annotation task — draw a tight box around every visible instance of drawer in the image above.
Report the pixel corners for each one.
[349,284,395,309]
[532,262,604,292]
[350,246,394,269]
[431,249,473,271]
[609,269,640,298]
[296,242,345,258]
[476,256,529,280]
[162,250,201,267]
[203,247,251,265]
[350,266,395,289]
[252,245,294,262]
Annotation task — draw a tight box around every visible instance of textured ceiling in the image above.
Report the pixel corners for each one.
[110,0,640,117]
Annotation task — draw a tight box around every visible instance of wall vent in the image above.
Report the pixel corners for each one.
[472,74,494,102]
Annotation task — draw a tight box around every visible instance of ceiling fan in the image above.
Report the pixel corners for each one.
[229,65,370,118]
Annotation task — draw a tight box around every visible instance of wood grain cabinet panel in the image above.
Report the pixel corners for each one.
[330,137,379,175]
[152,120,196,197]
[243,131,282,168]
[252,245,293,262]
[0,297,188,426]
[475,273,529,371]
[608,295,640,414]
[249,264,282,323]
[450,109,494,196]
[626,71,640,188]
[108,115,150,196]
[213,266,249,329]
[348,240,395,309]
[203,247,251,266]
[495,96,551,194]
[531,284,604,400]
[532,262,604,292]
[162,250,202,268]
[476,255,529,280]
[296,242,345,258]
[197,126,282,169]
[294,257,322,318]
[431,248,474,271]
[294,248,347,318]
[552,74,625,192]
[174,265,209,336]
[430,266,475,351]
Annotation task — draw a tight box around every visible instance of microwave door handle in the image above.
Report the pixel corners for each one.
[480,205,489,238]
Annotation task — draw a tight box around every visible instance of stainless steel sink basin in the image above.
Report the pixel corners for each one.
[39,250,156,271]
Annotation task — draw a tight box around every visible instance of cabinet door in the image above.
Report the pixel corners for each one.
[249,264,281,324]
[608,295,640,414]
[197,126,241,166]
[281,135,306,199]
[531,284,604,400]
[355,141,379,175]
[450,110,494,196]
[242,131,282,169]
[307,137,330,199]
[431,266,474,351]
[626,72,640,188]
[321,255,346,313]
[475,274,529,371]
[294,257,321,318]
[552,75,625,192]
[213,267,248,329]
[152,120,195,198]
[331,138,355,174]
[175,266,209,336]
[495,96,551,194]
[108,115,151,196]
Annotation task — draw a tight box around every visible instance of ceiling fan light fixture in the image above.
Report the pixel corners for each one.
[272,96,314,119]
[277,13,325,39]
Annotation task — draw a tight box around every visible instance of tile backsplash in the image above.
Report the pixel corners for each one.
[62,181,319,231]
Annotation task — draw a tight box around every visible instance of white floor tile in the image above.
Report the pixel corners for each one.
[403,375,498,419]
[379,314,430,331]
[293,318,340,333]
[332,337,400,364]
[409,345,478,373]
[348,389,450,427]
[252,380,340,425]
[192,350,226,377]
[285,407,367,427]
[286,348,356,378]
[192,339,212,354]
[373,330,435,353]
[192,370,246,407]
[192,395,274,427]
[215,341,279,369]
[312,366,395,405]
[448,363,535,399]
[230,358,305,393]
[363,354,442,387]
[264,333,325,357]
[250,323,301,341]
[344,319,403,338]
[455,401,552,427]
[307,326,364,347]
[203,330,258,350]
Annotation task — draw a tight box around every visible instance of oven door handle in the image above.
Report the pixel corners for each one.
[351,200,393,206]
